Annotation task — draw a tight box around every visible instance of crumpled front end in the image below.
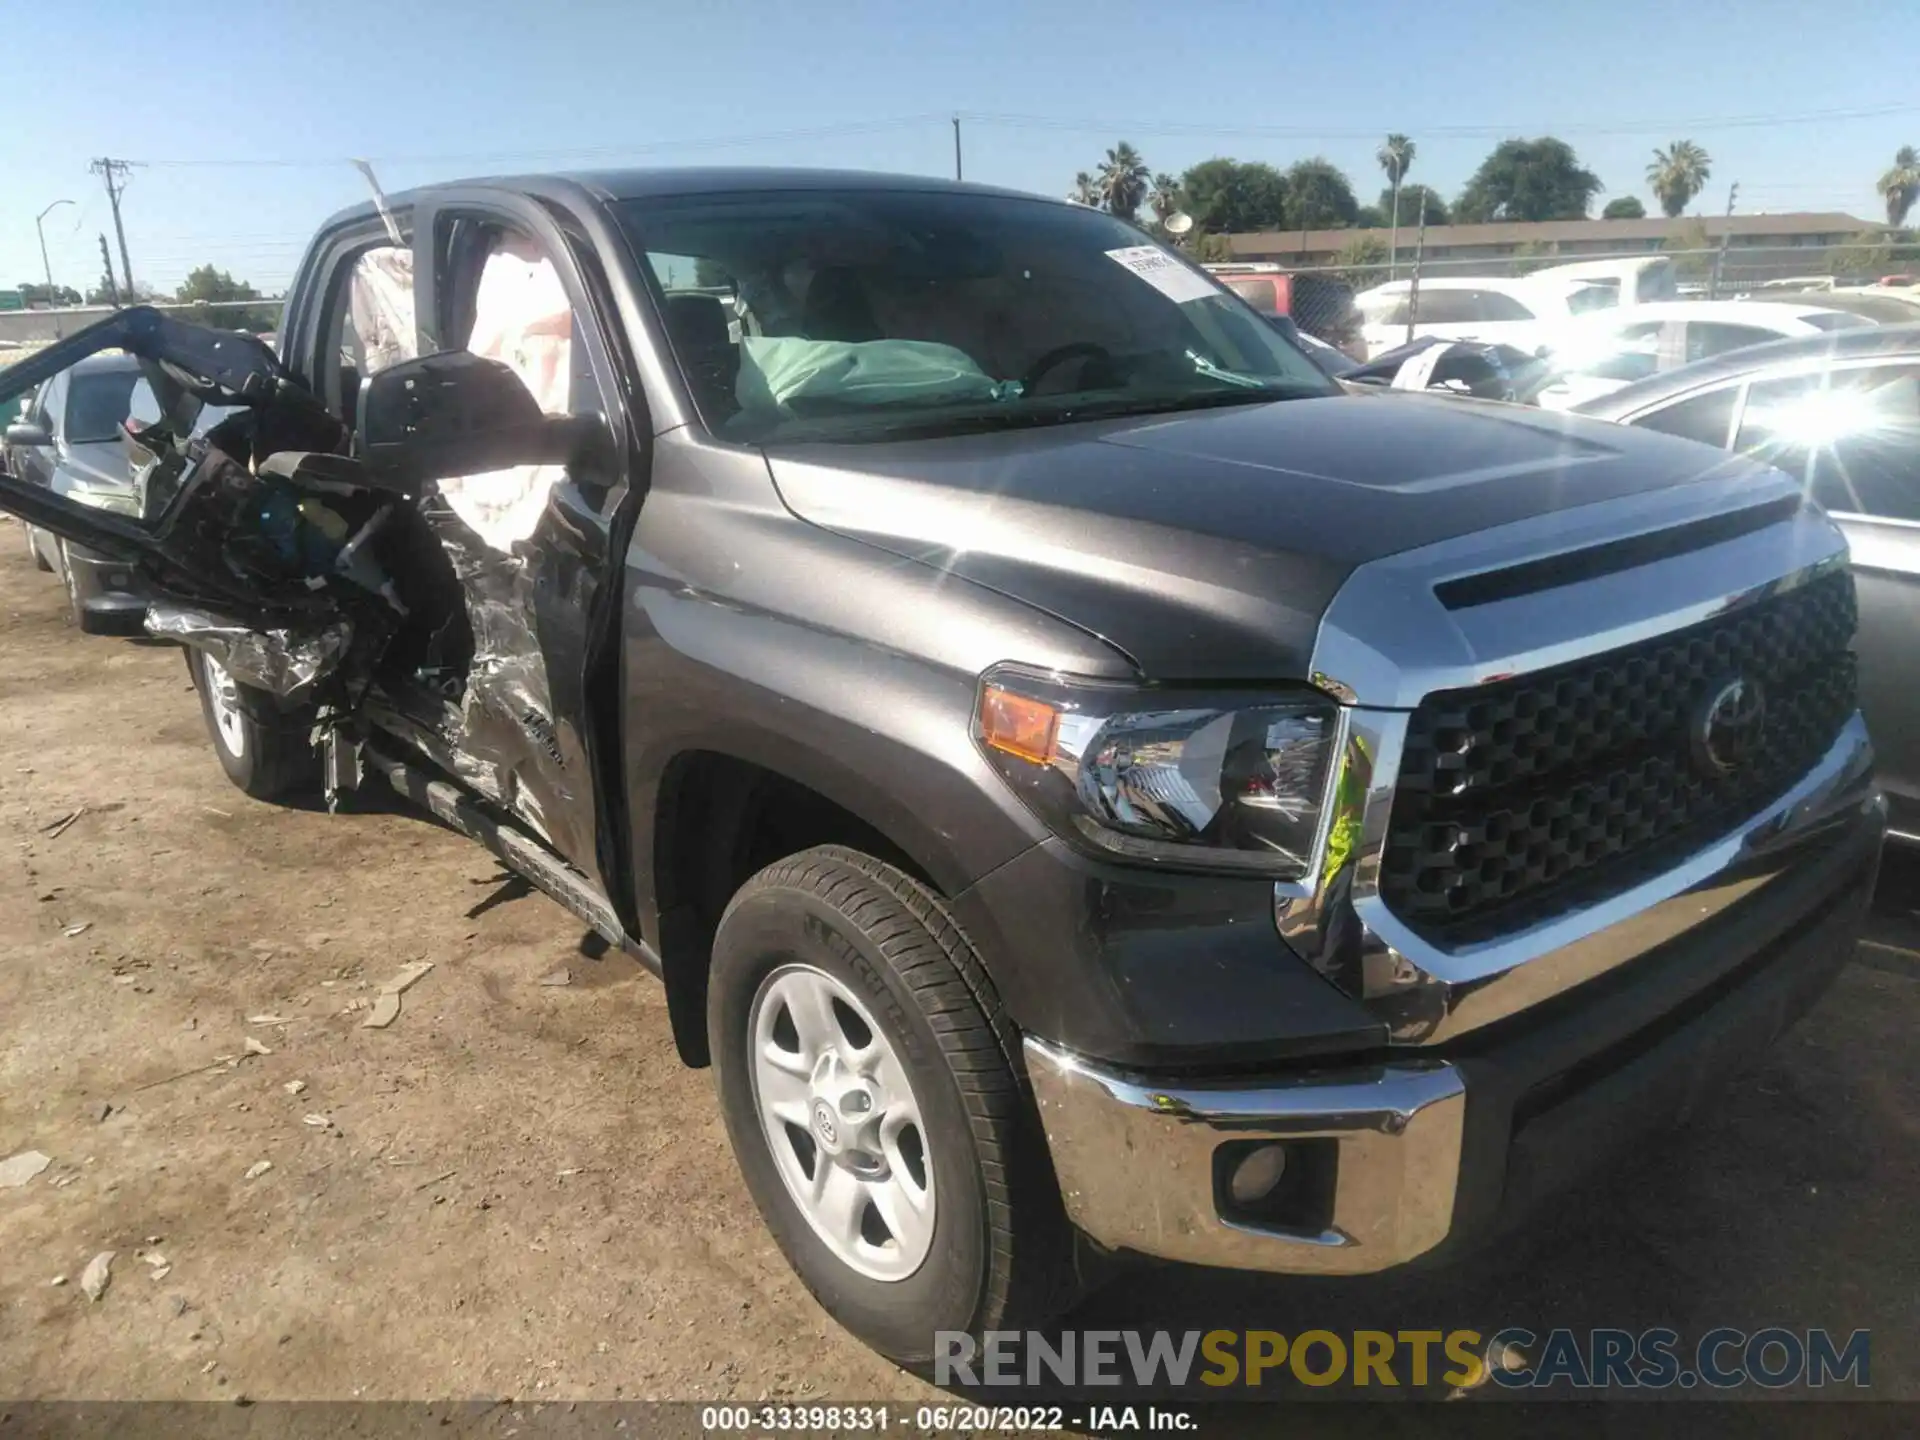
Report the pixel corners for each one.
[144,603,352,704]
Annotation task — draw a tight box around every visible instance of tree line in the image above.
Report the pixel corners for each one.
[1070,136,1920,249]
[13,264,280,332]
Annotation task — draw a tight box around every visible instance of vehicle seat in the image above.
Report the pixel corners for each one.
[662,293,740,420]
[802,267,882,342]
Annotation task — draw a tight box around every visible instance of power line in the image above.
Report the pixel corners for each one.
[954,102,1920,141]
[139,114,952,170]
[126,100,1920,173]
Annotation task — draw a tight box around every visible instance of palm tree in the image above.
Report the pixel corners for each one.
[1146,172,1182,228]
[1646,141,1712,218]
[1095,143,1151,222]
[1069,172,1099,207]
[1879,145,1920,227]
[1377,134,1415,278]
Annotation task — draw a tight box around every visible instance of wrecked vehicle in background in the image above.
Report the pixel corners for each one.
[0,170,1885,1371]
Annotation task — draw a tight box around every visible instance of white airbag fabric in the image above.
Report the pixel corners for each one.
[441,250,574,552]
[347,247,417,378]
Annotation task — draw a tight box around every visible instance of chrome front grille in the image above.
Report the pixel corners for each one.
[1378,570,1858,944]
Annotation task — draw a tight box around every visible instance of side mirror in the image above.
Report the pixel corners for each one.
[358,351,594,488]
[5,421,52,448]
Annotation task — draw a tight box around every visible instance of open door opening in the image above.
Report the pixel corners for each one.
[0,304,598,831]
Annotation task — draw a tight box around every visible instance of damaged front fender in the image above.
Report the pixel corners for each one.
[143,603,352,703]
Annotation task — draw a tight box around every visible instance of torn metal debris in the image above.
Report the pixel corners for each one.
[144,605,352,703]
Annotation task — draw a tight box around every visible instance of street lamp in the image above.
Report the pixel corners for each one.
[36,199,76,337]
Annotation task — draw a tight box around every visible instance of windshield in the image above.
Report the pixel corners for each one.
[617,189,1336,444]
[63,368,143,446]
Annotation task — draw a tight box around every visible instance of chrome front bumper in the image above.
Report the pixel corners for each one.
[1024,1038,1466,1274]
[1025,717,1885,1277]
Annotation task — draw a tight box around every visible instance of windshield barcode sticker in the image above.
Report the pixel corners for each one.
[1105,246,1219,304]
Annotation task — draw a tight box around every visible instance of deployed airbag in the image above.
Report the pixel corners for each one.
[348,247,418,378]
[735,336,996,417]
[436,249,572,552]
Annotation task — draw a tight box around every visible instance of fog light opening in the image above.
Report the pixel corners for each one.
[1227,1143,1290,1206]
[1213,1137,1339,1233]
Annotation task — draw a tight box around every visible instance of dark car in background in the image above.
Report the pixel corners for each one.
[3,352,153,633]
[1574,322,1920,840]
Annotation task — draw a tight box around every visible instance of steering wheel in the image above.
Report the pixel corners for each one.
[1020,342,1114,394]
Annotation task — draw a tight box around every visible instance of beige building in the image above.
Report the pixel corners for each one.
[1228,212,1885,277]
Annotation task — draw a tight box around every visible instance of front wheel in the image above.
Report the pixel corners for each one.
[26,523,52,572]
[188,647,320,801]
[709,846,1081,1365]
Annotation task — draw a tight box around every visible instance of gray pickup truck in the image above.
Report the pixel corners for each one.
[0,169,1883,1366]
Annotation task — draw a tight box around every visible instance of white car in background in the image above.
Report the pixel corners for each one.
[1532,299,1873,411]
[1354,275,1612,358]
[1528,255,1679,309]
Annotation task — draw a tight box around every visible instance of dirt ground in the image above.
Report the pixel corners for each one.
[1,509,1917,1406]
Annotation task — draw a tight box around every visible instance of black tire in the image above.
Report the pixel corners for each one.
[709,845,1082,1365]
[186,646,321,801]
[27,524,52,572]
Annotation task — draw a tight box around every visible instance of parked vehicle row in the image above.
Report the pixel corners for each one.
[1532,299,1873,411]
[0,171,1887,1370]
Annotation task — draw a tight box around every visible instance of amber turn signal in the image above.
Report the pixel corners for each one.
[979,685,1060,765]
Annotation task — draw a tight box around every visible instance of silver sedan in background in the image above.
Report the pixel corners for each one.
[1575,323,1920,840]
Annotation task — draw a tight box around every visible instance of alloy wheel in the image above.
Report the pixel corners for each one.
[747,962,936,1281]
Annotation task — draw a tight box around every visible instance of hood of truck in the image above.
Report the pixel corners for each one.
[764,392,1753,682]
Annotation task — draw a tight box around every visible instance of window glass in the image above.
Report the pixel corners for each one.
[1469,289,1535,321]
[62,368,142,444]
[1412,290,1477,324]
[616,189,1334,444]
[1566,281,1618,314]
[1561,320,1663,383]
[1634,386,1738,448]
[1801,311,1873,333]
[1359,291,1409,327]
[1735,364,1920,520]
[1685,322,1781,363]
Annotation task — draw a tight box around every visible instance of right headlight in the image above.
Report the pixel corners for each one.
[972,664,1343,879]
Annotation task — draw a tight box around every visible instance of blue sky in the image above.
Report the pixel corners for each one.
[6,0,1917,297]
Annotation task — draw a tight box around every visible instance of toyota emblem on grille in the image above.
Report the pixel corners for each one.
[1693,677,1767,776]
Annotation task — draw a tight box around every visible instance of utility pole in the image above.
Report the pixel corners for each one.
[97,234,120,308]
[1707,181,1739,301]
[35,199,75,336]
[1404,189,1429,347]
[952,116,963,182]
[90,157,137,299]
